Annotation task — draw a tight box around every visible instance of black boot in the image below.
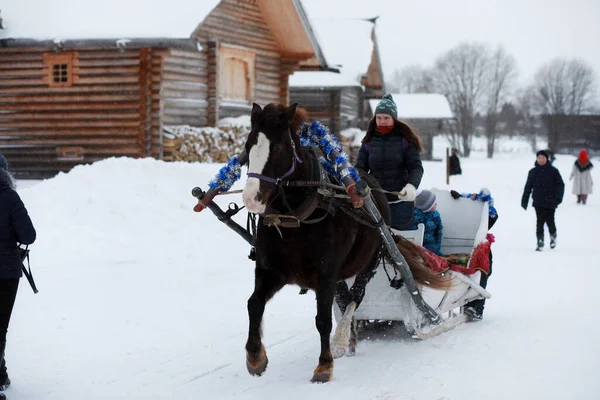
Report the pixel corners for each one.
[582,195,587,205]
[464,297,485,321]
[550,233,557,249]
[0,342,9,391]
[577,195,581,204]
[536,237,544,252]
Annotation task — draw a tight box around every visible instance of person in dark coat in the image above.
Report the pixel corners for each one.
[355,94,424,229]
[0,153,36,394]
[521,150,564,251]
[449,148,462,175]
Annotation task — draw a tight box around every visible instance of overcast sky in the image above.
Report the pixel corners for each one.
[302,0,600,87]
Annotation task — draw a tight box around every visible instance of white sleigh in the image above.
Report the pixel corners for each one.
[335,189,492,339]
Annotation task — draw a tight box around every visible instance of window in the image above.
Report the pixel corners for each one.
[43,52,77,87]
[56,146,84,161]
[218,45,255,103]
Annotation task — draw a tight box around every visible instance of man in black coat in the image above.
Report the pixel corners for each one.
[521,150,564,251]
[0,153,36,394]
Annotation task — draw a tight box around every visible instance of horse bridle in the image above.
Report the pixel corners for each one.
[246,128,303,186]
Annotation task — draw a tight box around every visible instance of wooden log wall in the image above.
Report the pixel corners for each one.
[289,88,341,133]
[339,87,364,129]
[160,49,208,128]
[195,0,283,120]
[0,46,160,176]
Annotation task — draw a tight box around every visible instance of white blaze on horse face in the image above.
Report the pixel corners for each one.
[243,132,270,214]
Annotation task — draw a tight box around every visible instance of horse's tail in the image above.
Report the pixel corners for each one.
[394,236,451,291]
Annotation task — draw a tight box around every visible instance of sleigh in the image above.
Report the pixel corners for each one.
[335,189,492,339]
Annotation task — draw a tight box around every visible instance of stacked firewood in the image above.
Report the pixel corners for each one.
[163,124,250,163]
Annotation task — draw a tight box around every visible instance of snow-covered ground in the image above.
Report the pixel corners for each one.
[7,137,599,400]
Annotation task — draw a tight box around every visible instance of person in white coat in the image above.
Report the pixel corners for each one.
[570,150,594,205]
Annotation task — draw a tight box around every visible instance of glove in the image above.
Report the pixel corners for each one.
[450,190,460,199]
[398,184,416,202]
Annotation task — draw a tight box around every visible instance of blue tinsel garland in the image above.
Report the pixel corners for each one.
[298,121,361,183]
[459,190,497,217]
[207,121,360,192]
[208,156,241,192]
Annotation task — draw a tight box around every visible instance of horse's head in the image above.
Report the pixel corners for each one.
[242,102,301,214]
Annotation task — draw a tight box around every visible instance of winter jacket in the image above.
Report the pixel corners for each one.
[411,208,443,255]
[449,155,462,175]
[521,162,565,210]
[0,172,36,279]
[570,160,593,195]
[354,128,424,202]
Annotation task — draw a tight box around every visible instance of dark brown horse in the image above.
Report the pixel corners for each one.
[242,102,447,382]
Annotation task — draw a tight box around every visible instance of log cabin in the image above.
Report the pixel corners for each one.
[0,0,333,177]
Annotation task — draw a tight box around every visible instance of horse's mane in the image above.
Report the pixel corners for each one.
[290,106,308,134]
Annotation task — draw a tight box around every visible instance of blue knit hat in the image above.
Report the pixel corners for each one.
[0,153,7,171]
[415,189,437,213]
[375,94,398,119]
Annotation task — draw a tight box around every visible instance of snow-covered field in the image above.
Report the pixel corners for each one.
[7,137,599,400]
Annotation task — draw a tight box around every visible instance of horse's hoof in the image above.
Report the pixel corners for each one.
[311,365,333,383]
[310,369,333,383]
[247,358,268,376]
[331,343,348,359]
[346,347,356,357]
[246,347,268,376]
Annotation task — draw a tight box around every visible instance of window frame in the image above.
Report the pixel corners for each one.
[43,52,78,87]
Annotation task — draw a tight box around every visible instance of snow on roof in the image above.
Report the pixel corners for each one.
[290,18,376,87]
[369,94,454,119]
[0,0,221,40]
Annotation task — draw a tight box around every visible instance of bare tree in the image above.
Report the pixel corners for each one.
[484,46,518,158]
[389,64,435,94]
[433,42,490,157]
[532,58,597,151]
[516,85,540,151]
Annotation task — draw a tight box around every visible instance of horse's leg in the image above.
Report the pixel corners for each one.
[331,301,356,359]
[348,316,358,357]
[246,266,285,377]
[331,265,378,358]
[334,280,350,314]
[311,277,336,383]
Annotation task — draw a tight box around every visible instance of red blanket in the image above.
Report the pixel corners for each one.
[422,234,494,276]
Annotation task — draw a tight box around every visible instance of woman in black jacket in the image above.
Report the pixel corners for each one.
[355,94,424,229]
[0,154,36,395]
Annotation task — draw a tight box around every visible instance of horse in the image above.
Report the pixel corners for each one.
[241,102,448,383]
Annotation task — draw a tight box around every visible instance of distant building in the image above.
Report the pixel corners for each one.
[544,114,600,157]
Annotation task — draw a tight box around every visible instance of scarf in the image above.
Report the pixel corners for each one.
[375,125,394,134]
